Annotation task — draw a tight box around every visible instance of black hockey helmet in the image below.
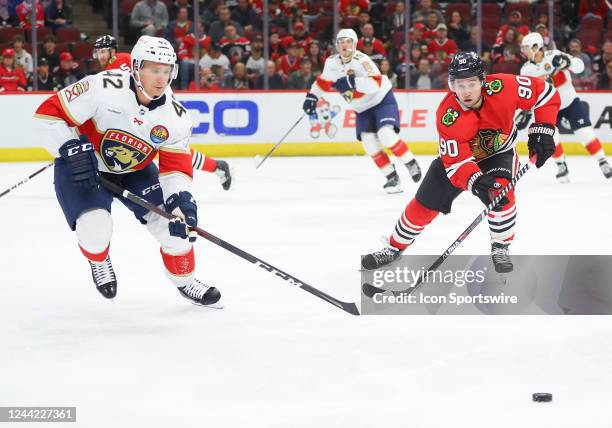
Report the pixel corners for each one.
[94,35,118,51]
[448,51,486,86]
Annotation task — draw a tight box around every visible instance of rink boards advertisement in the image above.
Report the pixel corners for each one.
[1,90,611,161]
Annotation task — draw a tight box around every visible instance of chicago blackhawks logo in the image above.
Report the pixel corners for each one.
[101,129,154,172]
[485,79,504,96]
[150,125,169,144]
[470,129,508,158]
[441,107,459,127]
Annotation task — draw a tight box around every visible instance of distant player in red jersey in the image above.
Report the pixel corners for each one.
[93,35,233,190]
[362,51,560,273]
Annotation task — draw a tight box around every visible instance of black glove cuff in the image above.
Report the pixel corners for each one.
[528,123,555,137]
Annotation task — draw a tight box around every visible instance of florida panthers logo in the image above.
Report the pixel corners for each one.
[309,97,341,139]
[100,129,154,172]
[470,129,508,158]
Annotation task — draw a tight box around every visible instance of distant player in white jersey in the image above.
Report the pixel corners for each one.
[34,36,222,307]
[520,32,612,181]
[302,29,422,193]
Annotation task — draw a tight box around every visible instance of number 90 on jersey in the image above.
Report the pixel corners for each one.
[439,137,459,157]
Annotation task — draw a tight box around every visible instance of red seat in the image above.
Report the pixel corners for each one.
[577,29,602,47]
[445,3,471,21]
[72,42,93,59]
[341,15,360,29]
[481,3,502,17]
[56,28,81,43]
[312,15,332,34]
[392,31,407,49]
[24,27,51,43]
[0,27,24,43]
[534,3,560,25]
[482,29,498,45]
[55,42,71,53]
[492,61,520,75]
[505,3,532,25]
[580,15,604,32]
[120,0,139,16]
[481,18,500,31]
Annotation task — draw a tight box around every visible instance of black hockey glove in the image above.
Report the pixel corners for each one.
[58,134,99,189]
[165,191,198,242]
[528,123,556,168]
[552,54,571,71]
[515,110,532,131]
[303,93,318,116]
[469,173,509,208]
[332,74,356,94]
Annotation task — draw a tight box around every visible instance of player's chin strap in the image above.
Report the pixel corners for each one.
[132,70,161,101]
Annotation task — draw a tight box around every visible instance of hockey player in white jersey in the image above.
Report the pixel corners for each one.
[520,32,612,181]
[302,29,421,193]
[34,36,222,307]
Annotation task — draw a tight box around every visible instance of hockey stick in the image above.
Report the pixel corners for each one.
[254,114,306,169]
[0,162,54,199]
[362,156,536,299]
[100,176,360,316]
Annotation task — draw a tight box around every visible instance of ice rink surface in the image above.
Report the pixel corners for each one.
[1,155,611,427]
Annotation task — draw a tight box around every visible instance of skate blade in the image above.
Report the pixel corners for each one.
[384,186,403,194]
[189,299,225,309]
[556,176,570,184]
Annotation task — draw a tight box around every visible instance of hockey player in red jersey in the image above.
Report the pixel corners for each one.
[35,36,222,307]
[362,51,560,273]
[94,34,233,190]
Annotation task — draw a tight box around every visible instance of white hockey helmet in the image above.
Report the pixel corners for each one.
[335,28,358,58]
[130,36,178,100]
[521,32,544,61]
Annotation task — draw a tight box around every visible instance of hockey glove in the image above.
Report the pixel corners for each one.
[528,123,556,168]
[469,173,509,208]
[552,54,571,71]
[515,110,532,131]
[302,93,318,116]
[332,74,356,94]
[58,135,99,189]
[165,191,198,242]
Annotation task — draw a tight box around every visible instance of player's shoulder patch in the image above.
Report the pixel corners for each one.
[484,77,504,96]
[63,78,92,103]
[440,106,460,127]
[353,51,366,61]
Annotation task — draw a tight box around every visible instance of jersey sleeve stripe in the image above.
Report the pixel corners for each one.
[445,156,476,178]
[533,81,555,109]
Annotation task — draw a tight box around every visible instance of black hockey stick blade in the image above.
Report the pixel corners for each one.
[255,114,305,169]
[100,176,360,316]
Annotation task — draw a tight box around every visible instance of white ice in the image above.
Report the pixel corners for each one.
[1,155,611,427]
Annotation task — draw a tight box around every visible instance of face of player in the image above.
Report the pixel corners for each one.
[96,48,112,67]
[337,38,354,60]
[520,45,538,62]
[452,76,483,108]
[138,61,173,99]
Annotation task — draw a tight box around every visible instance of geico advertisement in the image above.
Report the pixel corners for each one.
[1,90,611,149]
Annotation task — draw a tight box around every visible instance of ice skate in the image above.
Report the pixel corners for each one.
[405,159,422,182]
[491,243,513,273]
[555,161,570,183]
[178,279,223,308]
[383,172,402,194]
[599,159,612,179]
[361,246,401,270]
[88,256,117,299]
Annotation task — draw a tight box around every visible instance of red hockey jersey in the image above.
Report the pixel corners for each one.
[436,73,560,190]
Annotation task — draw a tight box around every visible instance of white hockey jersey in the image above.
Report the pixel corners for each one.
[34,69,193,199]
[309,50,392,113]
[520,50,584,109]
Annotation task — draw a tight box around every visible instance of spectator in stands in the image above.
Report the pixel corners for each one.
[367,0,385,37]
[28,58,60,91]
[199,41,230,75]
[534,23,554,50]
[288,57,315,89]
[130,0,169,38]
[339,0,369,17]
[220,24,250,65]
[277,40,301,79]
[460,27,491,58]
[593,40,612,75]
[189,66,219,90]
[40,35,60,73]
[357,23,386,56]
[495,11,528,45]
[16,0,44,28]
[256,60,286,89]
[534,13,561,48]
[361,38,384,66]
[578,0,608,19]
[231,0,261,32]
[447,10,468,47]
[177,22,210,89]
[11,36,32,78]
[0,0,15,27]
[292,21,313,55]
[169,0,192,21]
[269,31,286,61]
[412,0,442,25]
[428,24,457,60]
[245,34,265,80]
[210,64,226,84]
[424,10,441,34]
[597,60,612,90]
[0,48,26,92]
[209,5,244,42]
[386,1,405,35]
[223,62,250,89]
[492,27,521,66]
[410,23,426,45]
[380,58,397,88]
[165,6,192,48]
[306,41,324,76]
[54,51,83,88]
[410,57,441,89]
[45,0,73,31]
[567,38,592,78]
[279,0,308,21]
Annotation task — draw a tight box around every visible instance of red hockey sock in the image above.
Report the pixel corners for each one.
[79,244,110,262]
[389,140,409,157]
[160,247,195,276]
[552,144,564,159]
[390,198,438,250]
[585,138,603,156]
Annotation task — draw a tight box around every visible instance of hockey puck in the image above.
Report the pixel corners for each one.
[532,393,553,402]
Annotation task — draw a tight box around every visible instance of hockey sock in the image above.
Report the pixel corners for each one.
[191,148,217,172]
[488,178,516,244]
[552,143,565,162]
[575,128,606,161]
[161,247,195,287]
[389,140,415,164]
[372,150,396,177]
[76,209,113,262]
[390,198,438,250]
[377,125,415,164]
